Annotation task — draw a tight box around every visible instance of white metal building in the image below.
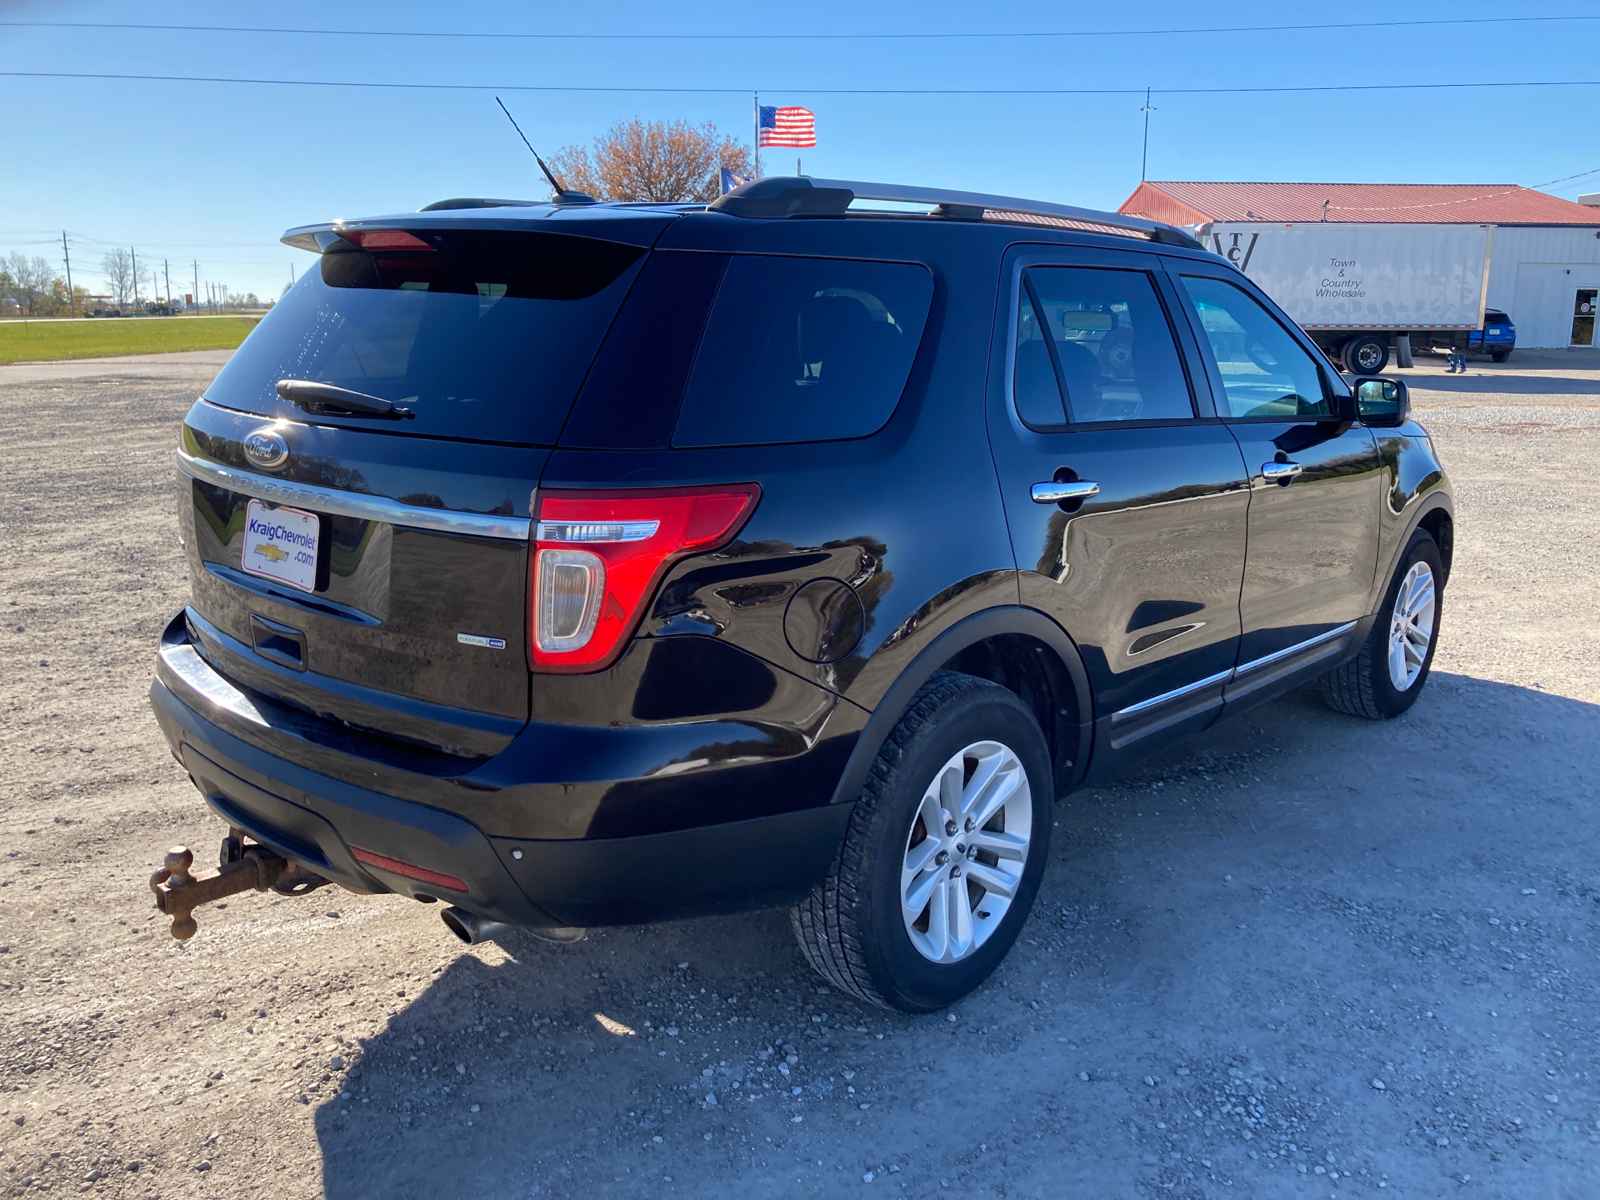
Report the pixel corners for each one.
[1120,182,1600,348]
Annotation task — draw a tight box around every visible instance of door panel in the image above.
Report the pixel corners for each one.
[1012,426,1251,724]
[1168,267,1382,687]
[988,251,1249,767]
[1226,421,1381,667]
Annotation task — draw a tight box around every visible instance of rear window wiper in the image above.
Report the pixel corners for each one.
[275,379,416,420]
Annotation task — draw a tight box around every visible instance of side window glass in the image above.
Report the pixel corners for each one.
[672,255,933,448]
[1015,266,1195,427]
[1012,290,1068,427]
[1177,275,1331,419]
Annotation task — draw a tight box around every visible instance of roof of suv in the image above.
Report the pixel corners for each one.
[282,176,1208,254]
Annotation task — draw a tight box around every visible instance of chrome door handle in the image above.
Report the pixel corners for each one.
[1260,461,1303,482]
[1030,480,1100,504]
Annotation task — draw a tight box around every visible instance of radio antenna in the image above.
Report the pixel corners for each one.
[495,96,592,203]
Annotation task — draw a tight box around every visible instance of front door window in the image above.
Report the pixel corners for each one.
[1572,288,1597,347]
[1175,274,1331,420]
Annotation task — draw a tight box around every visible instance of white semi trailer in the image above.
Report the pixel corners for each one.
[1203,221,1493,374]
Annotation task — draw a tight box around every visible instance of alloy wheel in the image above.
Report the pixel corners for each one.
[1388,561,1436,691]
[900,740,1032,964]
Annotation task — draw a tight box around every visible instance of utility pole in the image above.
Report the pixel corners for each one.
[164,260,171,313]
[130,246,140,308]
[1140,88,1157,182]
[61,232,77,318]
[192,260,200,316]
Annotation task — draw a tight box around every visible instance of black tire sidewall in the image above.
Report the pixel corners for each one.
[855,688,1052,1012]
[1366,531,1444,717]
[1343,335,1390,376]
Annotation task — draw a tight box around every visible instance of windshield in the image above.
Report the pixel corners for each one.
[205,229,646,444]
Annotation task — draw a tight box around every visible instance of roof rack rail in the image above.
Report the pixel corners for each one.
[418,197,541,212]
[707,176,1204,250]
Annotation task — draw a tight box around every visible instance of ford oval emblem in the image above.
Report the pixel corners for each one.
[242,428,290,471]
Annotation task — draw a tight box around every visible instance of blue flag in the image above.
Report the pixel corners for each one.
[720,168,751,195]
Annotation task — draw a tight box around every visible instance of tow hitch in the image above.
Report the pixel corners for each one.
[150,832,330,940]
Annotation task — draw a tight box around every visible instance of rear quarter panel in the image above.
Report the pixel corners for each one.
[541,215,1025,715]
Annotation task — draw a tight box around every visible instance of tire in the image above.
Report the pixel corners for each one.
[790,671,1053,1012]
[1320,530,1443,719]
[1341,334,1390,376]
[1491,349,1510,363]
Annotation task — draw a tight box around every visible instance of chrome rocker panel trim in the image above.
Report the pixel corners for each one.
[1112,621,1361,724]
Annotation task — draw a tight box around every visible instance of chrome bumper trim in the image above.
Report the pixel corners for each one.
[160,640,269,729]
[175,450,532,541]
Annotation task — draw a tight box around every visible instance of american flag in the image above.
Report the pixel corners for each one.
[759,105,816,148]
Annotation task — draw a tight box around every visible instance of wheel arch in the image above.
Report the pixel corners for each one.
[828,607,1094,807]
[1415,502,1454,585]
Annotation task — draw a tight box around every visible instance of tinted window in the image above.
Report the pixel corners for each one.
[1484,310,1511,325]
[672,256,933,448]
[560,251,731,450]
[1178,275,1331,420]
[1014,266,1193,426]
[206,230,645,444]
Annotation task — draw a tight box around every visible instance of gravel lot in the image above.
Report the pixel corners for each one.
[1,349,1597,1198]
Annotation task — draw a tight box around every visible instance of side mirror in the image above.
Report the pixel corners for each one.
[1356,377,1409,427]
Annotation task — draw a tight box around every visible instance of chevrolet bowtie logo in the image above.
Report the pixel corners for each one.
[254,542,290,563]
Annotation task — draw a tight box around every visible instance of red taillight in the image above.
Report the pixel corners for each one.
[340,229,435,251]
[350,846,467,892]
[528,485,760,672]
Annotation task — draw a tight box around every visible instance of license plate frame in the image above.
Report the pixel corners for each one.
[241,499,320,594]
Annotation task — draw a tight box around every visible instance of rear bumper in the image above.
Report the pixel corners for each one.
[149,614,855,930]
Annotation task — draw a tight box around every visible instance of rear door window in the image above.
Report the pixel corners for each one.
[671,255,934,448]
[204,229,646,445]
[1014,266,1195,426]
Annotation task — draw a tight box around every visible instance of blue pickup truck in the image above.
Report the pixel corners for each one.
[1467,309,1515,362]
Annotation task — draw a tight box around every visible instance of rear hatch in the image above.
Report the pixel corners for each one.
[177,209,673,760]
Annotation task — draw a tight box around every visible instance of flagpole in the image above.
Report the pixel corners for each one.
[753,91,760,179]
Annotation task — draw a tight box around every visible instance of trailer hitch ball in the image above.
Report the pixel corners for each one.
[149,840,325,940]
[160,847,200,940]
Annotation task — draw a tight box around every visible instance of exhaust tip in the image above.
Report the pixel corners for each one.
[440,906,475,944]
[441,906,511,946]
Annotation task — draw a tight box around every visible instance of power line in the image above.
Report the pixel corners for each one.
[3,15,1596,41]
[5,69,1600,97]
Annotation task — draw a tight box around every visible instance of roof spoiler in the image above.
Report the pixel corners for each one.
[707,176,1205,249]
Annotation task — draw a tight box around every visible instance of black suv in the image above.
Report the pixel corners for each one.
[150,177,1452,1012]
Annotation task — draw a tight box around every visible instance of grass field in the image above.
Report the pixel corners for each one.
[0,317,257,364]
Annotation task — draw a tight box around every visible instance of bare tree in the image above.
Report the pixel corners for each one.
[101,248,133,307]
[549,119,753,204]
[3,253,55,317]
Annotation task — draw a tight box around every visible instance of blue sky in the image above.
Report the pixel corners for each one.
[2,0,1596,300]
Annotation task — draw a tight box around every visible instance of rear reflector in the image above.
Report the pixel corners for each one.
[349,846,467,892]
[529,485,760,672]
[339,229,435,251]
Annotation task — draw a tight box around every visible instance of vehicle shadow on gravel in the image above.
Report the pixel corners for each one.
[311,674,1600,1198]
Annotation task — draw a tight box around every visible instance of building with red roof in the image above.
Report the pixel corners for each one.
[1120,182,1600,349]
